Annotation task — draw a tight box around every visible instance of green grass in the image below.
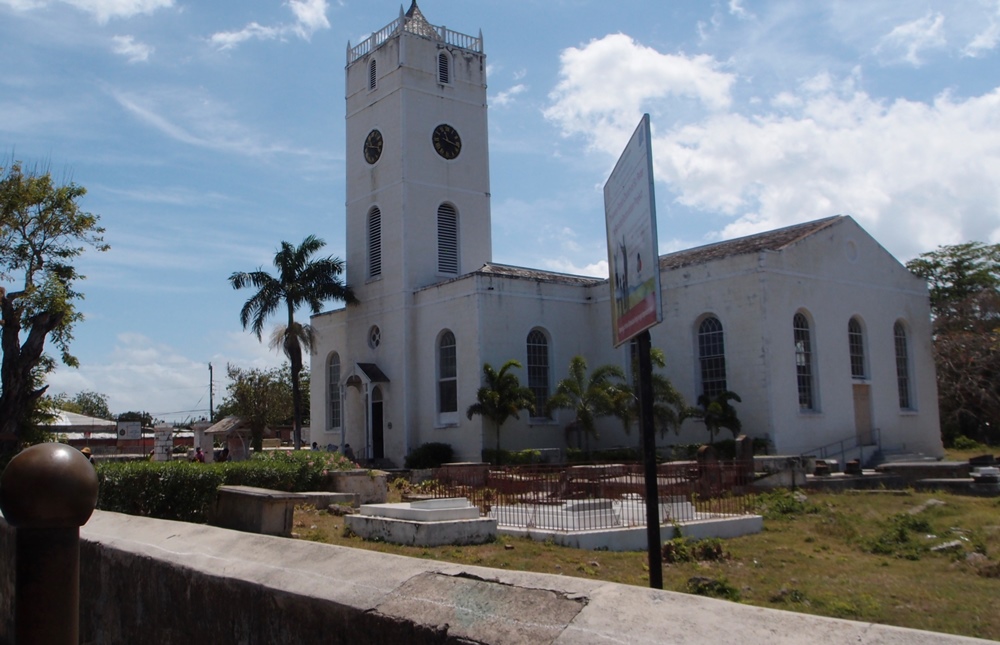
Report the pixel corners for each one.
[294,489,1000,641]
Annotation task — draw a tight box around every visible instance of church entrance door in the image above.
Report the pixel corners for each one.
[371,386,385,460]
[853,383,873,445]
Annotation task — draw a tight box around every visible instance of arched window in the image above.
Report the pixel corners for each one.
[367,206,381,278]
[698,316,727,398]
[368,59,377,90]
[438,331,457,414]
[437,203,458,274]
[894,321,912,409]
[848,317,866,379]
[437,51,450,84]
[793,313,815,410]
[327,353,341,430]
[526,329,550,417]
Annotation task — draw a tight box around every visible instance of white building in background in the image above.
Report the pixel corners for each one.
[310,3,943,465]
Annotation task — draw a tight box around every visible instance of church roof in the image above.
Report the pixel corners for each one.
[658,215,845,271]
[477,263,604,286]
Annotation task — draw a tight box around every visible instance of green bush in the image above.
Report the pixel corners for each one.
[481,448,541,465]
[404,442,454,469]
[662,536,727,563]
[755,489,820,519]
[865,512,932,560]
[97,450,356,523]
[685,576,741,601]
[950,435,986,451]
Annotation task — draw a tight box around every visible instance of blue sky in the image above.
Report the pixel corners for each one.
[2,0,999,422]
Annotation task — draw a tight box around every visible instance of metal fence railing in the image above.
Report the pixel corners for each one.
[418,462,756,531]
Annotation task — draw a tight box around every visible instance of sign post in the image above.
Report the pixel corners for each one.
[604,114,663,589]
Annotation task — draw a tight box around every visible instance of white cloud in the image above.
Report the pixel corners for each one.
[874,11,947,66]
[728,0,752,20]
[210,0,329,50]
[288,0,329,36]
[0,0,173,23]
[544,34,735,150]
[544,36,1000,262]
[109,87,310,158]
[112,34,152,62]
[47,331,286,422]
[491,84,527,107]
[963,0,1000,57]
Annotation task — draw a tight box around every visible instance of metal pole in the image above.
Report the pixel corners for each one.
[0,442,99,645]
[637,330,663,589]
[209,362,215,423]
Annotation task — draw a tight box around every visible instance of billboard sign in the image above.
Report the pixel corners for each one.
[604,114,663,347]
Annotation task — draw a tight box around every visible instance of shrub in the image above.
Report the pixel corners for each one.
[481,448,541,465]
[755,489,820,520]
[865,512,932,560]
[404,442,454,469]
[685,576,741,601]
[96,449,356,523]
[951,434,986,451]
[662,536,727,563]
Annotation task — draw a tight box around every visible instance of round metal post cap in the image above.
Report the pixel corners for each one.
[0,443,99,529]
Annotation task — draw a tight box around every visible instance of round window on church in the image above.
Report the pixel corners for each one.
[368,325,381,349]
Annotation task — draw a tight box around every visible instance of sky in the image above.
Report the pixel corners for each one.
[2,0,999,423]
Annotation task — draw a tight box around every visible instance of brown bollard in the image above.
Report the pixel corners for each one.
[0,443,99,645]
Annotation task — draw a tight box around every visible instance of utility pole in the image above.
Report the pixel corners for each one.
[208,362,215,423]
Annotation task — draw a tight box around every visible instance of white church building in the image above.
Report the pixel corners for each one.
[309,3,943,465]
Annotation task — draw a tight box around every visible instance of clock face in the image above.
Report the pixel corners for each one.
[364,129,383,164]
[432,124,461,160]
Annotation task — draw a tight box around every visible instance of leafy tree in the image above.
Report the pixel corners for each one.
[906,242,1000,329]
[0,161,108,458]
[216,364,294,452]
[547,355,626,453]
[51,390,112,419]
[229,235,355,449]
[691,390,742,445]
[466,360,535,464]
[906,242,1000,444]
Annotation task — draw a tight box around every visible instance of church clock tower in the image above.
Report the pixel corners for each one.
[328,2,492,462]
[344,1,492,301]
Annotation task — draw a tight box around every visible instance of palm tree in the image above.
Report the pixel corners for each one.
[466,360,535,464]
[547,355,626,455]
[692,390,742,445]
[229,235,356,449]
[615,347,694,439]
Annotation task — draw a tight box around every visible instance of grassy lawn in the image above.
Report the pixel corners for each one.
[294,487,1000,641]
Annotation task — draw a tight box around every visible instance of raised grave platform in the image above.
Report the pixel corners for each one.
[345,497,497,546]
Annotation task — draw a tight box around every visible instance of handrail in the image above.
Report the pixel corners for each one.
[801,428,881,462]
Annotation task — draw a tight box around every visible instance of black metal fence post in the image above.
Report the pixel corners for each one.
[0,442,99,645]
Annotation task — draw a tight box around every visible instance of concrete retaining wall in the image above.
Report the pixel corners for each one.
[0,510,992,644]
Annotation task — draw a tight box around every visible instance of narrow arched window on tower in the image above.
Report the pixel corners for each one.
[368,206,382,278]
[437,203,458,274]
[369,59,377,90]
[437,52,450,84]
